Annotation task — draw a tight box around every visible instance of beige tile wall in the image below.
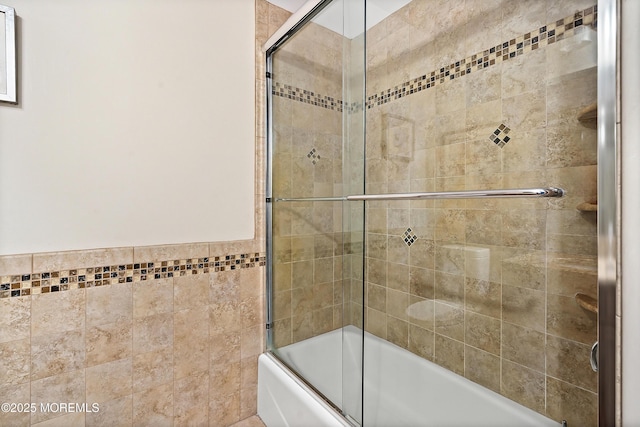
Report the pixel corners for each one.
[362,1,599,425]
[0,1,282,425]
[0,241,264,427]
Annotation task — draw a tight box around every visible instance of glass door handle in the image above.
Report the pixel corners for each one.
[591,341,599,372]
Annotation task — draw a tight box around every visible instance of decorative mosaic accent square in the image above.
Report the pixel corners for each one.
[403,228,418,247]
[489,124,511,148]
[307,148,320,164]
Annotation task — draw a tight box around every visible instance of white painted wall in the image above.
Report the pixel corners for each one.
[621,0,640,423]
[0,0,255,255]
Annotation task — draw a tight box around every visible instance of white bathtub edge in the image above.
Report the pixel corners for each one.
[257,352,353,427]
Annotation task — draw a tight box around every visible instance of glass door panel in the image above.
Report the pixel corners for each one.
[267,0,366,422]
[361,0,598,425]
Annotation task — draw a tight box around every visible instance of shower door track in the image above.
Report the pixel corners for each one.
[274,186,564,202]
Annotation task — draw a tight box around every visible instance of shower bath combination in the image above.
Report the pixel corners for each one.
[261,0,613,425]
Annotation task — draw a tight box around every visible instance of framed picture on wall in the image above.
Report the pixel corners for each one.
[0,4,16,104]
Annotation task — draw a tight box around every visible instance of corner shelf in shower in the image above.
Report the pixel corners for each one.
[576,103,598,211]
[575,293,598,314]
[577,102,598,127]
[577,200,598,212]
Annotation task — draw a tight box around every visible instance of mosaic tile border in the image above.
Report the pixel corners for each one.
[367,6,596,108]
[0,252,267,299]
[272,82,344,112]
[272,5,597,112]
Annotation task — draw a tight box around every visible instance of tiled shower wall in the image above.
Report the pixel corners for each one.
[0,1,291,426]
[360,1,598,426]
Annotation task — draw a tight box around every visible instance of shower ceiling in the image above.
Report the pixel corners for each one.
[269,0,412,38]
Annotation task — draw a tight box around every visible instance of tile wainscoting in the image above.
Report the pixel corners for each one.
[0,242,266,426]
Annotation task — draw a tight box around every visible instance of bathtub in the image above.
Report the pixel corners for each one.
[258,326,559,426]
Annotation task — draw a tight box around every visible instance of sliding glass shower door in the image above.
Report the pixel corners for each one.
[266,0,366,423]
[266,0,604,425]
[360,1,599,425]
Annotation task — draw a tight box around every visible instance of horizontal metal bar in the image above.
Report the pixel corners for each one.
[275,187,564,202]
[347,187,564,201]
[276,196,346,202]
